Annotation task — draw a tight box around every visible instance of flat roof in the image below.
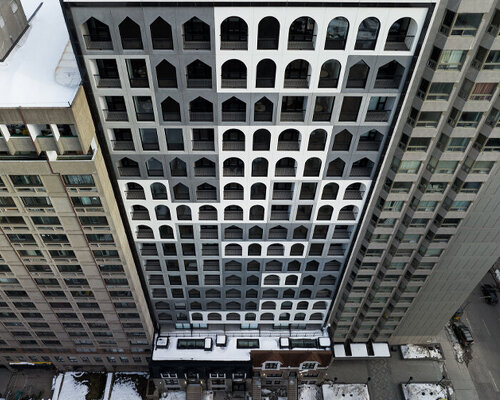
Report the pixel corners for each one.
[63,0,434,3]
[0,0,80,108]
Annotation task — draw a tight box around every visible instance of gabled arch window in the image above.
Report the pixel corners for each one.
[325,17,349,50]
[221,17,248,50]
[150,17,173,49]
[258,17,280,49]
[119,17,143,50]
[256,59,276,88]
[83,17,112,50]
[288,17,316,50]
[183,17,210,50]
[355,17,380,50]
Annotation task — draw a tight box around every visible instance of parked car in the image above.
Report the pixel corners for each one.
[481,284,498,305]
[453,323,474,346]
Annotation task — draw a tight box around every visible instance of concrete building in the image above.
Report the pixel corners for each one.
[0,0,154,371]
[59,0,500,396]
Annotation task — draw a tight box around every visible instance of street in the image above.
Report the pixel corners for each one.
[462,272,500,400]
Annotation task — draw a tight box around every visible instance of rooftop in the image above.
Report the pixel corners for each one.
[0,0,80,108]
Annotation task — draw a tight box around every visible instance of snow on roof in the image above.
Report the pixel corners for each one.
[0,0,80,108]
[322,384,370,400]
[402,383,451,400]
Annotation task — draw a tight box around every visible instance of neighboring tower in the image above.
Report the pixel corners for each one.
[329,0,500,344]
[0,0,154,371]
[0,0,28,61]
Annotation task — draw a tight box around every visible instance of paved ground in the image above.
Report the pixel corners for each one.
[326,347,447,399]
[462,272,500,400]
[3,368,55,400]
[0,367,12,397]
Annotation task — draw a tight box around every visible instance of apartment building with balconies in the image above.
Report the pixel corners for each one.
[0,0,153,370]
[329,0,500,344]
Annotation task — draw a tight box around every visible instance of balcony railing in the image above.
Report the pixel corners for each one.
[343,190,364,200]
[129,77,149,88]
[357,142,380,151]
[384,35,414,51]
[132,211,150,220]
[224,190,243,200]
[256,78,275,88]
[183,38,210,50]
[338,211,357,221]
[84,35,113,50]
[374,76,402,89]
[94,75,120,88]
[365,110,391,122]
[221,40,248,50]
[192,141,215,151]
[196,190,217,200]
[170,168,187,177]
[258,38,279,49]
[190,112,213,122]
[221,78,246,89]
[350,167,372,177]
[222,112,246,122]
[270,212,290,220]
[272,190,293,200]
[121,37,143,49]
[200,230,218,239]
[254,112,273,122]
[325,38,346,50]
[136,112,155,122]
[126,190,145,200]
[318,78,339,88]
[158,78,177,88]
[277,141,300,151]
[275,167,296,177]
[223,167,244,177]
[199,211,218,220]
[284,78,309,89]
[224,230,243,239]
[141,142,160,151]
[332,231,350,239]
[194,167,216,177]
[313,112,331,122]
[137,230,154,239]
[112,140,134,151]
[281,111,305,122]
[104,110,128,122]
[287,38,315,50]
[269,231,287,239]
[223,141,245,151]
[186,78,212,89]
[147,168,164,177]
[152,38,174,49]
[118,167,140,177]
[163,112,181,122]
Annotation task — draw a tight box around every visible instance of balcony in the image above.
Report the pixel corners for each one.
[318,78,339,88]
[365,110,391,122]
[350,167,372,177]
[131,211,150,221]
[186,78,212,89]
[194,167,216,177]
[277,141,300,151]
[221,78,246,89]
[325,38,346,50]
[256,78,275,88]
[112,140,134,151]
[190,112,213,122]
[270,211,290,221]
[224,190,243,200]
[126,190,146,200]
[152,38,173,49]
[275,167,296,177]
[222,112,246,122]
[94,75,120,88]
[129,78,149,88]
[183,38,210,50]
[338,210,357,221]
[225,229,243,239]
[374,76,402,89]
[258,38,279,49]
[199,210,218,220]
[288,39,315,50]
[280,111,305,122]
[162,111,181,122]
[220,40,248,50]
[269,230,287,239]
[343,190,364,200]
[84,35,113,50]
[118,167,140,177]
[284,78,309,89]
[357,141,381,151]
[223,141,245,151]
[196,190,217,201]
[272,190,293,200]
[192,141,215,151]
[104,110,128,122]
[224,211,243,220]
[200,229,218,239]
[384,35,414,51]
[223,167,244,177]
[137,228,154,239]
[136,112,155,122]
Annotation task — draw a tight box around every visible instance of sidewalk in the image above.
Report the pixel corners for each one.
[437,330,479,400]
[325,329,479,399]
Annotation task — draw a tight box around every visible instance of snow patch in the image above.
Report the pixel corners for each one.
[51,373,64,400]
[109,373,148,400]
[299,385,321,400]
[103,372,113,400]
[402,383,452,399]
[401,345,443,360]
[57,372,88,400]
[322,383,370,400]
[161,391,187,400]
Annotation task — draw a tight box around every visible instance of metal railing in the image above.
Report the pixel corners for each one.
[94,74,120,88]
[186,78,212,89]
[129,77,149,88]
[112,140,134,151]
[121,37,143,49]
[104,110,128,122]
[270,212,290,220]
[136,112,155,122]
[224,211,243,220]
[365,110,391,122]
[257,38,279,49]
[220,40,248,50]
[277,141,300,151]
[374,76,402,89]
[222,111,246,122]
[357,141,380,151]
[338,211,357,220]
[131,211,150,220]
[272,190,293,200]
[118,167,140,177]
[190,111,213,122]
[318,78,339,88]
[223,167,244,177]
[194,167,216,177]
[284,78,309,88]
[199,211,218,220]
[324,38,346,50]
[343,190,364,200]
[152,38,174,49]
[223,141,245,151]
[196,190,217,200]
[126,190,145,200]
[254,112,272,122]
[224,190,243,200]
[384,35,414,51]
[84,35,113,50]
[221,78,247,88]
[192,141,215,151]
[183,37,210,50]
[256,78,275,88]
[350,167,372,177]
[275,167,296,177]
[313,112,331,122]
[162,112,181,122]
[158,78,177,88]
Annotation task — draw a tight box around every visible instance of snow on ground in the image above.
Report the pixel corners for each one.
[402,383,451,399]
[103,373,113,400]
[299,384,321,400]
[445,324,465,363]
[322,384,369,400]
[109,374,147,400]
[51,374,64,400]
[401,345,443,360]
[160,391,187,400]
[202,391,213,400]
[56,372,88,400]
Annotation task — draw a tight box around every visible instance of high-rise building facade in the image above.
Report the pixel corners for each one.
[0,0,154,370]
[59,0,499,393]
[329,0,500,344]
